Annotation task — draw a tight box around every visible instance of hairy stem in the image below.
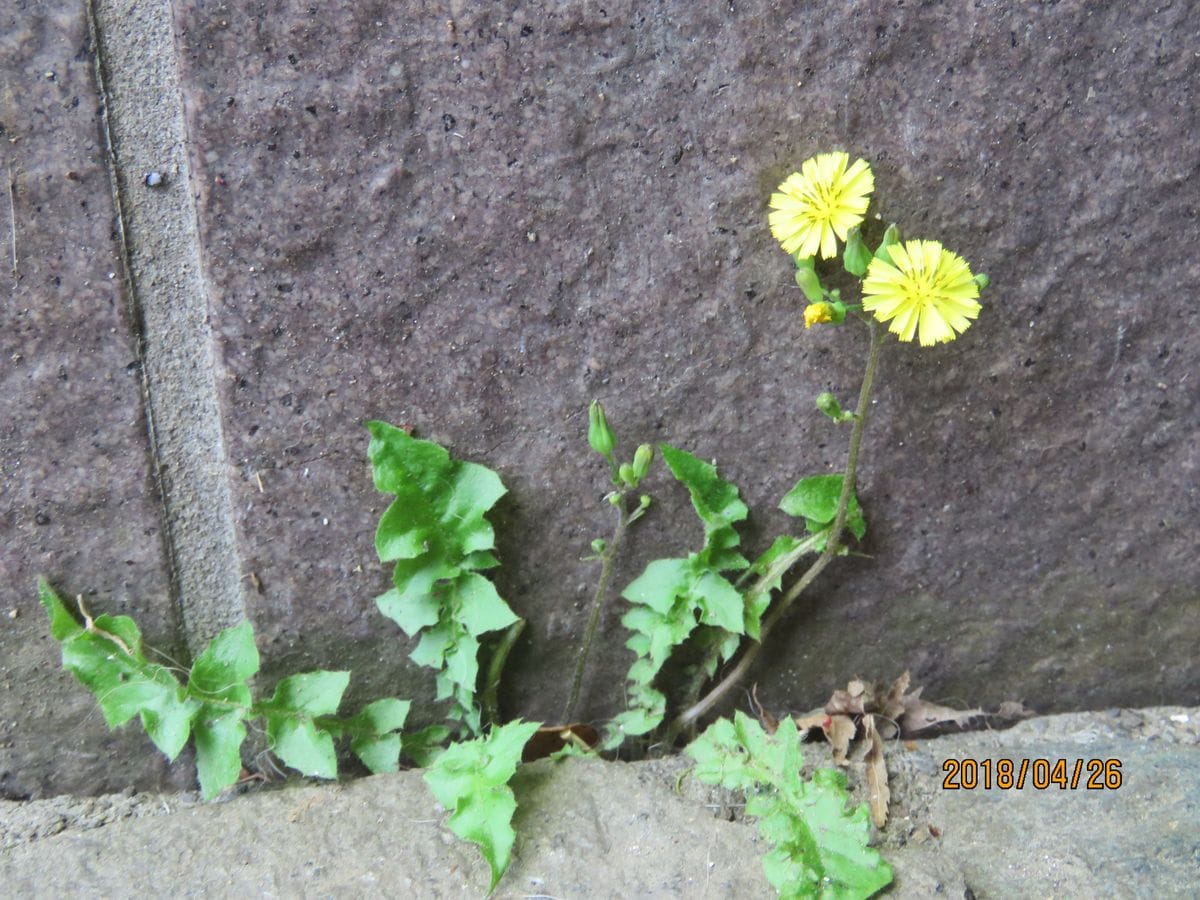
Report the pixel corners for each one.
[562,496,630,721]
[672,319,884,732]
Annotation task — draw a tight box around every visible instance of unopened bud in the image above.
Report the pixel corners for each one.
[793,258,825,303]
[804,302,834,328]
[618,462,637,487]
[816,392,854,423]
[638,494,651,510]
[873,223,900,265]
[587,400,615,458]
[973,272,990,290]
[842,226,871,277]
[591,538,607,554]
[632,444,654,480]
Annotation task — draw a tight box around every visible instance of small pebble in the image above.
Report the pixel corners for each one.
[144,171,165,187]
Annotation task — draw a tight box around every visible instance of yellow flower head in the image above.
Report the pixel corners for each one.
[768,152,875,260]
[861,239,982,346]
[804,302,834,328]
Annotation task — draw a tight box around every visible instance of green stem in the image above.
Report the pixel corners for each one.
[671,319,884,733]
[482,618,527,726]
[562,496,630,721]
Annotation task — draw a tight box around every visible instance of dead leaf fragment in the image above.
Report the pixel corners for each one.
[862,714,890,829]
[825,714,857,766]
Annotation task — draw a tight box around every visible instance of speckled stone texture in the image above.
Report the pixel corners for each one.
[172,0,1198,732]
[0,6,186,798]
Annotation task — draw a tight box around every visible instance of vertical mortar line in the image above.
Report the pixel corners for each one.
[87,0,246,656]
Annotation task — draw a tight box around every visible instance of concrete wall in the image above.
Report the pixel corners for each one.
[3,0,1196,797]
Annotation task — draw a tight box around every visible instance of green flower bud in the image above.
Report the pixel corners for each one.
[587,400,615,458]
[842,226,871,277]
[816,392,854,423]
[973,273,990,290]
[873,223,901,264]
[618,462,637,487]
[793,259,825,303]
[632,444,654,480]
[591,538,607,554]
[638,494,651,510]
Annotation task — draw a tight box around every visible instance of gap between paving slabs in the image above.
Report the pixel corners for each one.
[88,0,246,652]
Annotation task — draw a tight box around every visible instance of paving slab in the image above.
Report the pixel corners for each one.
[0,2,186,799]
[1,707,1195,897]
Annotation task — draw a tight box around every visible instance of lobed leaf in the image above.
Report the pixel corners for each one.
[687,713,893,898]
[367,421,518,732]
[424,719,541,894]
[779,474,866,544]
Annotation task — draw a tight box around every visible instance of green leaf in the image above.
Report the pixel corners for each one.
[660,444,750,572]
[424,719,541,894]
[193,709,247,800]
[38,578,82,641]
[457,573,520,636]
[189,622,259,704]
[405,724,452,766]
[39,580,200,758]
[687,713,893,898]
[260,671,350,780]
[780,474,866,544]
[368,421,517,732]
[344,696,411,773]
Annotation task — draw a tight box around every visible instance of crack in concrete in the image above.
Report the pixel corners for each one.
[86,0,245,655]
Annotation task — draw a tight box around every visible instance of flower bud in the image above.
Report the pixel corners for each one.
[638,494,652,510]
[618,462,637,487]
[816,392,854,423]
[973,272,990,290]
[842,226,871,277]
[804,302,834,328]
[587,400,615,458]
[873,223,900,264]
[632,444,654,480]
[792,257,825,303]
[591,538,607,554]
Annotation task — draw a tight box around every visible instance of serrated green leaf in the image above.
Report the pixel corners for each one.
[189,622,259,703]
[687,713,893,898]
[691,571,743,633]
[38,579,82,641]
[660,444,748,534]
[367,421,513,733]
[268,715,338,779]
[405,724,452,766]
[424,719,541,893]
[346,697,412,774]
[353,733,402,774]
[622,558,692,615]
[139,687,201,761]
[193,709,247,800]
[780,474,867,549]
[457,573,519,636]
[266,670,350,717]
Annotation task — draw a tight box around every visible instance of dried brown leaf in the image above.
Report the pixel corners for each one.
[793,710,829,733]
[825,714,857,765]
[862,714,890,829]
[899,689,983,736]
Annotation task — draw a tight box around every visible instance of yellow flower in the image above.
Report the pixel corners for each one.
[768,152,875,259]
[804,302,834,328]
[861,240,982,346]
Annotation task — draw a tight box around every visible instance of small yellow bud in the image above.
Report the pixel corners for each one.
[804,302,835,328]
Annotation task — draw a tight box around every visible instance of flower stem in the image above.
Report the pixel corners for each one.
[671,318,884,733]
[562,495,630,722]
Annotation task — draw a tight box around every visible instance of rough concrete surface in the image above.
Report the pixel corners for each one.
[169,0,1198,729]
[0,0,1196,801]
[2,708,1196,897]
[0,1,189,799]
